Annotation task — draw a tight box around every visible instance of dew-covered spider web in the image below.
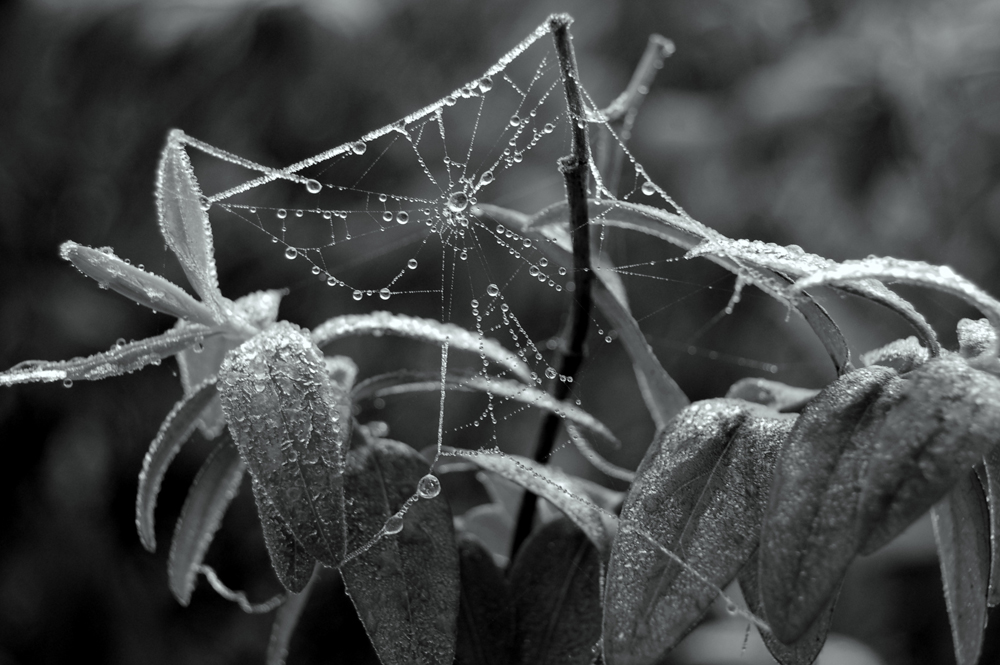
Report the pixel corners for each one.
[173,17,832,634]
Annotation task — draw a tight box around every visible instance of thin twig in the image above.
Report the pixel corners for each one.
[511,14,595,560]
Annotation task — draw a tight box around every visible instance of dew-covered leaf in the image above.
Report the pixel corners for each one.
[356,372,618,448]
[603,401,794,665]
[310,311,530,383]
[254,478,318,593]
[168,431,245,605]
[860,337,929,374]
[0,324,218,386]
[136,379,219,551]
[59,241,218,327]
[156,131,226,317]
[342,438,459,665]
[447,448,615,559]
[759,366,900,642]
[218,321,348,566]
[958,317,997,359]
[267,564,320,665]
[455,534,515,665]
[931,471,990,665]
[739,549,838,665]
[982,448,1000,606]
[509,518,602,665]
[725,378,819,413]
[859,355,1000,554]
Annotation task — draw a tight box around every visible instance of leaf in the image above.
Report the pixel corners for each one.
[958,318,997,359]
[0,324,218,386]
[509,518,602,665]
[447,448,615,559]
[739,549,838,665]
[860,336,929,374]
[725,378,819,412]
[167,431,245,605]
[310,311,531,384]
[456,504,514,569]
[254,478,319,593]
[931,471,990,665]
[267,564,320,665]
[455,534,515,665]
[355,372,619,448]
[218,321,348,566]
[859,355,1000,554]
[759,366,900,642]
[341,438,459,665]
[156,131,227,318]
[603,401,793,665]
[59,241,218,327]
[136,378,219,551]
[982,447,1000,606]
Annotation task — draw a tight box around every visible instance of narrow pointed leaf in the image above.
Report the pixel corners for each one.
[342,438,459,665]
[447,449,615,559]
[218,321,348,566]
[356,372,618,448]
[759,366,900,642]
[725,378,819,413]
[860,355,1000,553]
[253,478,318,593]
[156,132,226,316]
[267,564,320,665]
[739,550,838,665]
[931,471,990,665]
[168,431,245,605]
[604,402,794,665]
[0,324,218,386]
[455,534,515,665]
[860,336,929,374]
[982,448,1000,606]
[509,518,602,665]
[136,379,219,551]
[311,311,531,383]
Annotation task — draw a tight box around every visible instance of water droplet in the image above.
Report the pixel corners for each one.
[322,211,332,220]
[523,238,531,248]
[543,123,555,134]
[311,265,321,275]
[327,276,338,286]
[417,474,441,499]
[529,266,540,277]
[285,247,298,260]
[725,600,738,615]
[479,170,494,186]
[352,290,363,301]
[641,181,656,196]
[295,209,304,218]
[193,339,205,353]
[558,267,567,276]
[276,209,287,219]
[605,336,612,343]
[496,224,505,235]
[384,514,404,534]
[351,141,367,155]
[305,179,322,194]
[486,283,500,297]
[500,303,508,312]
[379,193,388,203]
[396,211,409,224]
[407,258,418,270]
[249,206,257,214]
[379,288,391,300]
[479,76,493,92]
[512,152,523,163]
[382,211,394,222]
[538,258,548,267]
[447,192,469,213]
[545,367,558,380]
[444,95,457,106]
[198,195,211,211]
[510,115,521,127]
[459,250,468,261]
[62,379,73,388]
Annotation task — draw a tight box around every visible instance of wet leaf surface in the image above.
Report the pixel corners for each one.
[455,534,515,665]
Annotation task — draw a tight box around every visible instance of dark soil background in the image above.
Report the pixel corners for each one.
[1,0,999,663]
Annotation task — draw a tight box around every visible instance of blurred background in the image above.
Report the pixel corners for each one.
[1,0,999,662]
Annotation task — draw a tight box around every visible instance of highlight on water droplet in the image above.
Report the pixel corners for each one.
[509,115,521,127]
[382,211,393,223]
[305,179,322,194]
[378,193,388,203]
[479,76,493,92]
[276,209,287,219]
[544,367,558,380]
[641,181,656,196]
[447,192,469,213]
[407,258,418,270]
[352,290,363,301]
[459,250,468,261]
[285,247,298,260]
[539,258,548,267]
[327,276,338,286]
[543,122,555,134]
[351,140,367,155]
[529,265,540,277]
[558,267,567,276]
[379,288,391,301]
[396,211,409,224]
[417,474,441,499]
[384,514,405,535]
[479,170,494,186]
[486,283,500,297]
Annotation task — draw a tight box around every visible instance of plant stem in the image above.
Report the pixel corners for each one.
[510,14,594,560]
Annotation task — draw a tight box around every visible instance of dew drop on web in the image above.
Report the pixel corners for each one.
[407,259,418,270]
[382,211,393,222]
[351,140,367,155]
[352,290,363,301]
[276,209,287,219]
[62,379,73,388]
[285,247,298,260]
[486,283,500,297]
[544,367,557,380]
[478,76,493,92]
[479,170,494,186]
[447,192,469,213]
[305,179,322,194]
[384,514,404,535]
[396,211,409,224]
[379,288,391,301]
[641,181,656,196]
[417,474,441,499]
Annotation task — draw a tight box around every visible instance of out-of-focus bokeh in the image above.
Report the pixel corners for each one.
[1,0,999,663]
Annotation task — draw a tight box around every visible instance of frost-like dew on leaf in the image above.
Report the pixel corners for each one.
[958,318,997,359]
[860,336,929,374]
[725,378,818,413]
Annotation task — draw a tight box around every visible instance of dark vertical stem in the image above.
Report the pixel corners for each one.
[510,14,594,560]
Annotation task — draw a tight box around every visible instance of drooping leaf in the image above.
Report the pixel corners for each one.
[447,448,615,559]
[156,131,227,318]
[759,366,900,643]
[931,471,990,665]
[725,377,819,413]
[355,372,619,448]
[739,549,838,665]
[168,431,245,605]
[341,438,459,665]
[509,518,602,665]
[860,337,929,374]
[981,447,1000,606]
[266,564,320,665]
[310,311,531,384]
[218,321,348,567]
[136,379,219,551]
[59,241,218,327]
[0,324,218,386]
[859,355,1000,554]
[603,401,794,665]
[455,534,515,665]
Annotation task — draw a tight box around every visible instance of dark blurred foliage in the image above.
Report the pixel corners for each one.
[1,0,999,663]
